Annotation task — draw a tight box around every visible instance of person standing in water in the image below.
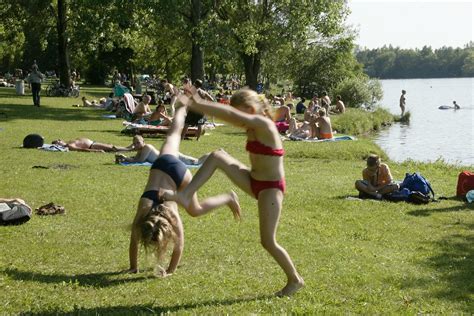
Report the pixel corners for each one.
[399,90,406,116]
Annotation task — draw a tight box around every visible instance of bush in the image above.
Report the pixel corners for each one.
[331,108,393,135]
[332,76,383,108]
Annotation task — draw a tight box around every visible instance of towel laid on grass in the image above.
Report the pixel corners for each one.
[285,135,356,142]
[119,161,202,168]
[39,144,69,152]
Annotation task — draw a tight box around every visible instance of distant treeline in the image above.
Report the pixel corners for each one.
[355,44,474,79]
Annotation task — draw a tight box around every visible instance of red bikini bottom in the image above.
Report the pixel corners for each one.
[250,176,286,199]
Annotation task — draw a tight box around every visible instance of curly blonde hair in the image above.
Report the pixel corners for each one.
[230,88,273,119]
[141,204,175,262]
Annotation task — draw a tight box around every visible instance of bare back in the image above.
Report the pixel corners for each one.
[316,116,332,134]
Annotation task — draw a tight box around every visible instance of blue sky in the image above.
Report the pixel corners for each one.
[346,0,473,49]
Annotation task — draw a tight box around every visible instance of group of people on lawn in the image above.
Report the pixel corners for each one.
[9,66,363,297]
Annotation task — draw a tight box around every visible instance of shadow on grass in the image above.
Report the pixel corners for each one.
[0,104,107,122]
[3,268,148,288]
[407,203,473,217]
[19,294,274,315]
[398,223,474,312]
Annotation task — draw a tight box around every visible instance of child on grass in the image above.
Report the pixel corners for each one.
[127,103,239,277]
[163,85,304,296]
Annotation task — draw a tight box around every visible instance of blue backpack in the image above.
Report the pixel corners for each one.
[401,173,435,198]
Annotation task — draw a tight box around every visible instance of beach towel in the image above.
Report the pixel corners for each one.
[123,93,136,114]
[285,135,356,142]
[39,144,69,152]
[119,161,202,168]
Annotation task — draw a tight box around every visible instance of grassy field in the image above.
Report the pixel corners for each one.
[0,86,472,314]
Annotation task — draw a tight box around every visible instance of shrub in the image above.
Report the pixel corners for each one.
[332,76,383,108]
[331,108,393,135]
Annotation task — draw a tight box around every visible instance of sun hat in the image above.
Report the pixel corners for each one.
[466,190,474,203]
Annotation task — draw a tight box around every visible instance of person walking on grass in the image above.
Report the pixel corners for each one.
[163,84,304,297]
[126,103,240,276]
[26,63,44,107]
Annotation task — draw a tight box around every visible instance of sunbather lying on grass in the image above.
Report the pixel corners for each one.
[52,138,133,153]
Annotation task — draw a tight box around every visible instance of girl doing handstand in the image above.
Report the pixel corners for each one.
[128,102,240,276]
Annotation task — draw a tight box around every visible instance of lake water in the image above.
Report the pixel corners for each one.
[374,78,474,167]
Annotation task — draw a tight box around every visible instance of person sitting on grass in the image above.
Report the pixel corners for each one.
[52,138,133,153]
[287,118,313,139]
[355,154,400,199]
[133,94,152,123]
[115,135,207,165]
[273,103,292,133]
[330,95,345,114]
[126,103,240,277]
[147,102,172,126]
[295,98,306,114]
[310,108,333,139]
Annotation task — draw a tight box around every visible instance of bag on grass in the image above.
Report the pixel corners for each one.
[383,188,411,202]
[401,173,435,198]
[0,202,32,225]
[408,191,431,204]
[456,171,474,198]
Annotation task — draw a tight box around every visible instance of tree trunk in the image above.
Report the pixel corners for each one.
[57,0,70,89]
[241,52,260,91]
[190,0,204,82]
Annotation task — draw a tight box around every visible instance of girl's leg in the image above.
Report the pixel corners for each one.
[165,149,252,216]
[160,105,187,157]
[257,189,304,296]
[170,95,177,117]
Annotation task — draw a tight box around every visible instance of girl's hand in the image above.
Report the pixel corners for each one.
[182,82,197,97]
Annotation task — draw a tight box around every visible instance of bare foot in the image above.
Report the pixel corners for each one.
[122,268,138,274]
[275,276,305,297]
[228,191,241,221]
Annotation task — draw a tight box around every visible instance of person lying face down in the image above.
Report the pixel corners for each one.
[52,137,133,153]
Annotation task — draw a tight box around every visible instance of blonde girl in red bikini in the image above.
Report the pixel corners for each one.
[163,85,304,296]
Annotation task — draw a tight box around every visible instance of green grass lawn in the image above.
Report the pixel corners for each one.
[0,86,472,314]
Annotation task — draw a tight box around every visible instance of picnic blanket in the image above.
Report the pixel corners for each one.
[121,122,198,136]
[39,144,69,152]
[119,161,202,168]
[284,135,356,142]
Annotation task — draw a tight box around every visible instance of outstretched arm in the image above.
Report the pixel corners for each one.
[179,93,267,130]
[166,211,184,275]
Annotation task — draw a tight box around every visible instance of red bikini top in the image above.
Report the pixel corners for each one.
[246,140,284,156]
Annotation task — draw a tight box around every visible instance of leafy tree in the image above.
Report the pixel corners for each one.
[214,0,349,90]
